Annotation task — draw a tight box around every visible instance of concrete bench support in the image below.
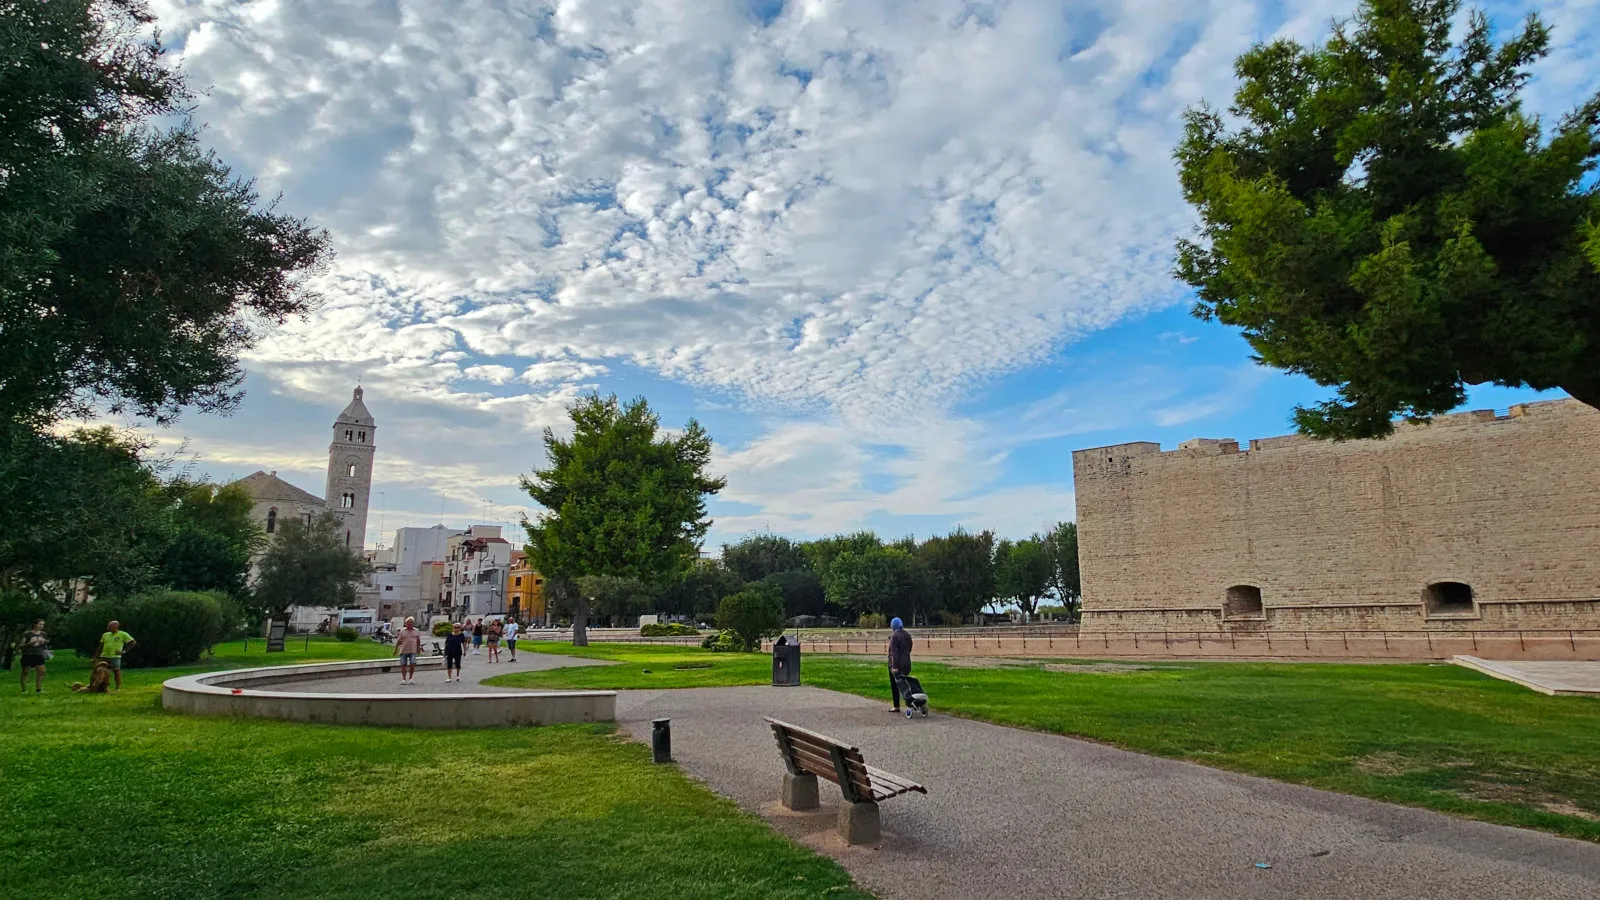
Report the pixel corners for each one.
[838,801,881,844]
[782,772,819,811]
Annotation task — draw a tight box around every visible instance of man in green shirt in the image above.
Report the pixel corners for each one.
[97,620,136,691]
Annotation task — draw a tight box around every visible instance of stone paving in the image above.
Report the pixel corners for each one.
[1452,656,1600,696]
[265,650,613,694]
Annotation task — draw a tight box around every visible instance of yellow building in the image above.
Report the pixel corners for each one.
[507,551,547,625]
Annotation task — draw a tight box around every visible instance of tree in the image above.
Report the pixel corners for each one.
[575,575,653,627]
[721,533,809,583]
[716,582,786,652]
[520,394,726,645]
[657,561,743,621]
[995,537,1054,621]
[1043,522,1081,621]
[1175,0,1600,439]
[251,512,368,620]
[918,528,997,623]
[762,568,827,620]
[0,0,332,427]
[801,532,882,588]
[823,547,916,621]
[158,482,262,598]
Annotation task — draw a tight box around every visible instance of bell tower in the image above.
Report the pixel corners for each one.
[325,386,376,553]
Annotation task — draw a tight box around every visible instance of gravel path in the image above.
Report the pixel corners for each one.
[615,686,1600,900]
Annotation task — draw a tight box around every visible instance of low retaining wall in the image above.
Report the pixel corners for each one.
[777,630,1600,661]
[162,658,615,728]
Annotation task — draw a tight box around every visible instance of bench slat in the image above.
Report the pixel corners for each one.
[865,763,927,801]
[765,717,921,805]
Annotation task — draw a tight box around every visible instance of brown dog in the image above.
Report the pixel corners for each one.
[71,658,112,693]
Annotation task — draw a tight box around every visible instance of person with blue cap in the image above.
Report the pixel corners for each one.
[887,617,913,713]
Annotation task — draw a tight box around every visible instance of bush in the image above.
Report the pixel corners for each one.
[716,583,785,652]
[334,626,358,642]
[62,590,228,667]
[699,629,740,652]
[641,622,700,637]
[432,620,453,637]
[858,613,888,629]
[937,610,966,627]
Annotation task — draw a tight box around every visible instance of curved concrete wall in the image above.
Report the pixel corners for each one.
[162,658,615,728]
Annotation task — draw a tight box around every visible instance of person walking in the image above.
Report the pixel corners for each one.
[393,617,423,685]
[887,617,913,713]
[486,618,502,663]
[471,618,485,655]
[503,619,520,661]
[17,619,50,694]
[96,620,136,691]
[443,623,467,683]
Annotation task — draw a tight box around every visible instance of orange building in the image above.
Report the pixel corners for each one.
[507,551,547,625]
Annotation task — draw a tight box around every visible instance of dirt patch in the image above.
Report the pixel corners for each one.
[1455,781,1600,821]
[1042,662,1157,675]
[1355,753,1474,777]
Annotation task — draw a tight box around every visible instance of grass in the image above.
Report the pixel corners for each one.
[488,642,1600,841]
[0,642,867,900]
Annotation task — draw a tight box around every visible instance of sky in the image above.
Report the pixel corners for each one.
[128,0,1596,553]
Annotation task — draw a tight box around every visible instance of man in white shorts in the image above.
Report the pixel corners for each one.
[393,617,423,685]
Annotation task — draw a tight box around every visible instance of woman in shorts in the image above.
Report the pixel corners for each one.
[486,619,502,663]
[17,618,49,693]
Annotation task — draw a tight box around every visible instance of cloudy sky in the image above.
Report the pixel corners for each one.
[133,0,1594,552]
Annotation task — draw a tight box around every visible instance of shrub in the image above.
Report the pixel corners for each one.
[432,621,453,637]
[937,610,966,627]
[334,626,358,642]
[62,591,228,668]
[716,583,785,652]
[858,613,888,629]
[641,622,701,637]
[699,629,740,652]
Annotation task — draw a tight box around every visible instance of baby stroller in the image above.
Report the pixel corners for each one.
[894,673,929,718]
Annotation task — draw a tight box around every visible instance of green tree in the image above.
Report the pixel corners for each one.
[721,533,809,583]
[251,512,368,620]
[801,531,882,588]
[575,575,653,627]
[1175,0,1600,439]
[995,537,1054,621]
[1043,522,1081,620]
[823,547,916,621]
[657,561,743,621]
[0,1,332,427]
[520,394,725,645]
[917,528,996,623]
[761,568,827,620]
[716,582,786,652]
[158,482,262,598]
[0,425,174,602]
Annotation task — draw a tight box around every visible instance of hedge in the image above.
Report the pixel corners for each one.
[62,591,230,668]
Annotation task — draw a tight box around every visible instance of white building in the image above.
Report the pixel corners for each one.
[370,525,460,621]
[443,525,513,619]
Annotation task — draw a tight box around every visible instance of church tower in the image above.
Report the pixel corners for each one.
[325,386,376,553]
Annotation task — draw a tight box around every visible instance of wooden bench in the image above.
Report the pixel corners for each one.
[765,717,925,844]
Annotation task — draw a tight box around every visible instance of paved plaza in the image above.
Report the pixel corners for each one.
[270,657,1600,899]
[1452,656,1600,696]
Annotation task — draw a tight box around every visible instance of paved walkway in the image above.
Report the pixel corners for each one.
[267,652,612,694]
[1452,656,1600,695]
[616,686,1600,900]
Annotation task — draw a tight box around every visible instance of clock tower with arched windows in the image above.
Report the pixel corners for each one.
[324,386,377,553]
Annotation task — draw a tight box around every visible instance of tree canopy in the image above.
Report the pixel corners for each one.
[520,394,725,643]
[721,533,808,584]
[0,0,332,427]
[995,537,1055,620]
[716,582,787,652]
[251,512,368,620]
[1175,0,1600,438]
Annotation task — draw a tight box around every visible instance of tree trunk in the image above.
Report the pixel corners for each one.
[572,596,589,647]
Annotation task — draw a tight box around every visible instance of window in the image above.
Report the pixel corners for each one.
[358,430,366,442]
[515,576,522,587]
[534,578,543,586]
[345,429,354,441]
[303,513,312,526]
[342,492,355,508]
[266,508,277,534]
[1424,582,1475,616]
[345,530,351,547]
[347,462,357,477]
[1224,585,1264,619]
[384,585,393,592]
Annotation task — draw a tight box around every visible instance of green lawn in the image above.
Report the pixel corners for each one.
[489,643,1600,841]
[0,644,867,900]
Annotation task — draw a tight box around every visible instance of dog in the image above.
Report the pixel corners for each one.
[71,658,112,693]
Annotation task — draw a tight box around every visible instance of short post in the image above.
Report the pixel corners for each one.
[651,718,672,764]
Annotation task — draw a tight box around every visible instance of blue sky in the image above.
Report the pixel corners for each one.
[132,0,1595,553]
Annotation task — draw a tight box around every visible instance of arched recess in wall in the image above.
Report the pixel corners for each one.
[1224,584,1264,619]
[1423,581,1475,617]
[266,508,277,534]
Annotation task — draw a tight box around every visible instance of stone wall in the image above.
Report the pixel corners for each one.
[1071,400,1600,633]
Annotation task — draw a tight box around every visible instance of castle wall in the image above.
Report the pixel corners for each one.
[1071,400,1600,633]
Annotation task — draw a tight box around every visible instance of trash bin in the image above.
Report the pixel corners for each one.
[772,635,801,686]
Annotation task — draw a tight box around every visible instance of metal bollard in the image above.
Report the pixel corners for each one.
[651,718,672,764]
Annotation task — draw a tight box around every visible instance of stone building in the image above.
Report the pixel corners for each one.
[232,386,378,554]
[1071,399,1600,633]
